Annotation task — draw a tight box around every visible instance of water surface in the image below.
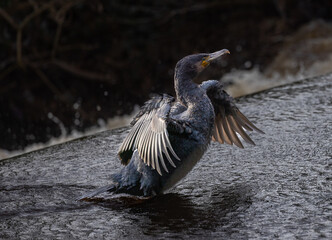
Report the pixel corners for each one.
[1,74,331,239]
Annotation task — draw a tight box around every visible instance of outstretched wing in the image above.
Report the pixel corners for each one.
[202,81,264,148]
[118,94,180,175]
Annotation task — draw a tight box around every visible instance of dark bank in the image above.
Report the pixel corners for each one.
[1,0,332,154]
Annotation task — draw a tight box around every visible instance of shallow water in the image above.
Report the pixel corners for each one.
[0,74,331,239]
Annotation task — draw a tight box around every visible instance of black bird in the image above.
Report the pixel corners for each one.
[79,49,263,199]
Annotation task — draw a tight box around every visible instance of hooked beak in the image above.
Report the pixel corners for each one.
[207,49,230,62]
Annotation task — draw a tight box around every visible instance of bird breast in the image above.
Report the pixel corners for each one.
[161,144,207,192]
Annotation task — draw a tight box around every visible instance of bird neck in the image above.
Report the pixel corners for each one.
[174,71,200,106]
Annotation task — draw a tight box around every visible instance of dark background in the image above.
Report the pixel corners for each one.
[0,0,331,151]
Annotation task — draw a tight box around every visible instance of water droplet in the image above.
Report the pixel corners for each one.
[244,61,252,69]
[236,45,242,52]
[74,119,80,126]
[97,118,105,126]
[73,102,80,110]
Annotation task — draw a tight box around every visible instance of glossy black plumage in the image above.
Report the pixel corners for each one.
[79,49,263,199]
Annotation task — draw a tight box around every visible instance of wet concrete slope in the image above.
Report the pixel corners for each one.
[0,73,331,239]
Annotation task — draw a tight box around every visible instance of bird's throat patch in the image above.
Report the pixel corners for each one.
[201,57,210,67]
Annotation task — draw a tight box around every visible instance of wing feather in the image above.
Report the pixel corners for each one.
[202,80,264,148]
[225,117,244,148]
[145,129,153,167]
[233,113,253,131]
[219,117,232,145]
[228,114,255,145]
[161,132,176,168]
[237,110,264,133]
[157,136,168,173]
[118,95,179,175]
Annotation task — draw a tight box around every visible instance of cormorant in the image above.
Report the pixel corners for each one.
[79,49,263,199]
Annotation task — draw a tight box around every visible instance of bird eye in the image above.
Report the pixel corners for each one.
[201,58,209,67]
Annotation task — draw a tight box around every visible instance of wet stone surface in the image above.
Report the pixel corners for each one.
[1,74,331,239]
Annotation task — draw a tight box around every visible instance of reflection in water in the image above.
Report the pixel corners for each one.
[84,184,253,236]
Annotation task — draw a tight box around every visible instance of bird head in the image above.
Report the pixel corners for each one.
[175,49,230,79]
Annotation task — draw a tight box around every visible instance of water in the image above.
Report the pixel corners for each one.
[0,74,331,239]
[0,66,326,161]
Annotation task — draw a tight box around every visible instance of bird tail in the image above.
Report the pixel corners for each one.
[76,184,116,201]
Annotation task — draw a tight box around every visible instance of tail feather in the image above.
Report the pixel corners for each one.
[76,184,115,201]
